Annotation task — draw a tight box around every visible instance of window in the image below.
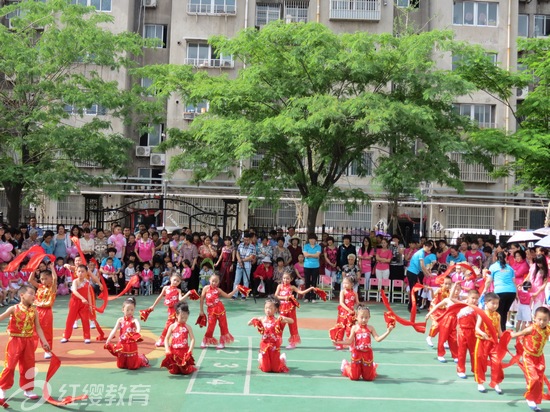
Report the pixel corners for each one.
[144,24,167,48]
[518,14,529,37]
[70,0,87,5]
[57,195,85,219]
[447,206,495,229]
[449,152,500,183]
[256,4,281,27]
[185,43,233,68]
[329,0,380,21]
[346,152,374,176]
[453,2,497,27]
[452,53,497,71]
[324,203,372,228]
[454,104,496,128]
[139,124,164,146]
[137,168,163,183]
[71,0,111,11]
[395,0,418,8]
[183,101,209,119]
[187,0,236,14]
[85,104,107,116]
[284,1,308,23]
[535,15,550,37]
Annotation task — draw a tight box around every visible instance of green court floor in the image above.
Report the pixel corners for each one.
[0,295,538,412]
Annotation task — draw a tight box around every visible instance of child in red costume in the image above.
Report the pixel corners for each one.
[29,263,57,360]
[105,297,149,370]
[334,305,393,381]
[425,276,452,347]
[425,280,460,363]
[61,264,93,343]
[274,271,315,349]
[148,274,193,347]
[199,273,238,349]
[0,285,51,402]
[248,295,293,373]
[331,277,359,350]
[162,301,196,375]
[511,306,550,411]
[474,292,503,394]
[456,289,480,379]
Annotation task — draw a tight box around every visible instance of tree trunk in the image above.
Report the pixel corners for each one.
[3,183,23,227]
[306,203,321,236]
[388,197,399,235]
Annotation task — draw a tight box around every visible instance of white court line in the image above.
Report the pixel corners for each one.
[186,391,518,404]
[185,348,208,394]
[243,336,253,395]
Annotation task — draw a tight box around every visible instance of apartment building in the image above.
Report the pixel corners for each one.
[1,0,548,237]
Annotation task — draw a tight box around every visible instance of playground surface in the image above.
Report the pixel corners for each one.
[0,295,537,412]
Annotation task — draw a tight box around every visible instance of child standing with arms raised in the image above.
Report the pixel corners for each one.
[29,263,57,360]
[274,271,316,349]
[248,295,294,373]
[333,305,393,381]
[512,306,550,411]
[162,301,196,375]
[105,297,149,370]
[61,264,93,343]
[331,277,359,350]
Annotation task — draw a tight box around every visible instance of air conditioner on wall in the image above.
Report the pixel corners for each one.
[517,86,529,99]
[150,153,166,166]
[143,0,157,7]
[135,146,152,157]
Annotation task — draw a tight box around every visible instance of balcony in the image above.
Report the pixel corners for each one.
[187,3,236,15]
[184,58,235,69]
[329,0,381,21]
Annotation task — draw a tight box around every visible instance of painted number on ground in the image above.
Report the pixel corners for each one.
[206,379,234,385]
[213,363,239,368]
[217,349,240,354]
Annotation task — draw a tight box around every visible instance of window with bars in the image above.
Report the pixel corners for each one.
[513,209,529,231]
[453,1,498,27]
[188,0,236,14]
[346,152,374,177]
[256,4,281,26]
[324,203,372,228]
[57,195,85,219]
[449,152,500,183]
[249,202,296,227]
[446,206,495,229]
[284,1,308,22]
[329,0,380,21]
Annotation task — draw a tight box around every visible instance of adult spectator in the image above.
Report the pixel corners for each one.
[180,234,199,290]
[234,233,256,300]
[41,230,55,255]
[389,235,405,280]
[79,228,95,262]
[93,229,109,262]
[446,246,466,265]
[284,226,296,248]
[256,236,273,263]
[272,236,291,266]
[436,240,450,264]
[135,231,155,266]
[303,233,321,303]
[22,229,40,251]
[342,253,360,294]
[253,256,274,296]
[465,241,484,269]
[337,235,355,270]
[486,251,517,332]
[406,240,435,312]
[28,217,43,238]
[288,236,302,266]
[199,236,218,264]
[53,224,70,259]
[108,224,126,261]
[19,225,29,241]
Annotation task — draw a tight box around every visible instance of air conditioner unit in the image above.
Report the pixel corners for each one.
[150,153,166,166]
[143,0,157,7]
[135,146,151,157]
[517,86,529,99]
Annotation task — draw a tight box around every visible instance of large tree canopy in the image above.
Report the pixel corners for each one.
[0,0,148,226]
[145,22,495,232]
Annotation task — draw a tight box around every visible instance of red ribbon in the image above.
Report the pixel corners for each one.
[42,353,88,406]
[22,253,56,272]
[435,263,476,285]
[380,288,426,333]
[384,312,396,329]
[237,285,251,297]
[108,275,140,300]
[187,290,200,301]
[195,313,207,328]
[288,295,300,308]
[140,308,153,322]
[250,318,265,334]
[6,245,44,272]
[313,288,327,301]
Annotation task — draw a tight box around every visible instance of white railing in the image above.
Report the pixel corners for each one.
[329,0,380,20]
[187,3,236,14]
[184,58,235,68]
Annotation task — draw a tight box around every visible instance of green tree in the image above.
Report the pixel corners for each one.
[146,22,492,233]
[0,0,148,226]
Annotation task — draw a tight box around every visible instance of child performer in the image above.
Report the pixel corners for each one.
[148,274,192,347]
[516,281,533,333]
[248,295,293,373]
[425,280,460,363]
[456,289,480,379]
[29,263,57,360]
[161,301,197,375]
[61,264,93,343]
[0,285,51,402]
[474,292,503,394]
[199,273,238,349]
[331,276,359,350]
[274,271,315,349]
[425,276,452,348]
[105,297,149,370]
[511,306,550,411]
[334,305,393,381]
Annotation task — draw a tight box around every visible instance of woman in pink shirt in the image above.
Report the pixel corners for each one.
[357,237,374,290]
[375,239,392,283]
[135,231,155,265]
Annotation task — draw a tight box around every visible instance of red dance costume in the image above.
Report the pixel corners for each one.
[202,287,233,345]
[159,286,180,343]
[456,306,477,375]
[342,325,376,381]
[161,322,196,375]
[0,304,38,391]
[219,246,234,293]
[435,302,458,359]
[521,323,550,404]
[257,316,288,373]
[113,317,149,370]
[278,284,300,345]
[332,290,357,345]
[63,281,91,340]
[428,289,449,338]
[34,284,56,350]
[473,310,503,387]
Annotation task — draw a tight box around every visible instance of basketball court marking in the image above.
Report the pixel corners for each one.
[185,348,208,394]
[243,336,253,395]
